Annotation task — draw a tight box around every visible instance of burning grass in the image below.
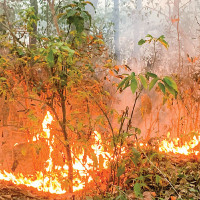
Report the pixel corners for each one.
[0,111,112,195]
[0,112,199,199]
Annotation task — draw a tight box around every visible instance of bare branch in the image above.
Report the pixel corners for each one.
[196,16,200,26]
[180,0,191,9]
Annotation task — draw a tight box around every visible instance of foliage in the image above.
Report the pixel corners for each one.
[117,71,178,98]
[138,34,169,49]
[0,0,114,193]
[57,0,95,34]
[19,7,39,33]
[0,1,192,200]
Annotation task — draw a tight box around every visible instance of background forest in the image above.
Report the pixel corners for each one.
[0,0,200,200]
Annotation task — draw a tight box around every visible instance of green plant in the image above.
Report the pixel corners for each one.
[138,34,169,69]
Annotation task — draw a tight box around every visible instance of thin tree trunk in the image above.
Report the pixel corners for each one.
[30,0,38,47]
[46,2,49,36]
[134,0,142,56]
[113,0,120,61]
[60,93,73,193]
[47,0,61,36]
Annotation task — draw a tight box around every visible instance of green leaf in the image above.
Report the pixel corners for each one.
[74,16,84,33]
[139,74,147,89]
[0,77,7,81]
[47,49,54,67]
[117,165,125,177]
[134,182,142,197]
[131,147,141,166]
[146,34,153,38]
[138,39,146,45]
[158,82,165,94]
[158,35,165,39]
[84,1,96,10]
[130,77,138,94]
[156,175,161,184]
[82,11,92,26]
[163,76,178,91]
[123,78,130,90]
[149,77,159,90]
[146,72,157,78]
[117,77,128,90]
[157,35,169,49]
[131,72,135,77]
[164,82,177,97]
[66,9,77,18]
[61,45,75,56]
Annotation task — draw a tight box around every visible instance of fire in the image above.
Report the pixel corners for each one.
[2,111,198,195]
[0,111,110,194]
[159,133,200,155]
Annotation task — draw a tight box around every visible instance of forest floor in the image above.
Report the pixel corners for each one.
[0,151,199,200]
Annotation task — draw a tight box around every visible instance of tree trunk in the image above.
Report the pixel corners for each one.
[46,2,49,36]
[113,0,120,62]
[47,0,61,36]
[30,0,38,47]
[134,0,142,56]
[60,94,73,193]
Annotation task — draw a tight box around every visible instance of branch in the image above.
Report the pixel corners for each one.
[180,0,191,9]
[2,0,30,52]
[126,91,141,134]
[143,6,169,19]
[196,16,200,26]
[0,22,30,51]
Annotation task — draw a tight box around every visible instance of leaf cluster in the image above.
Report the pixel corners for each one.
[58,0,95,33]
[117,72,178,98]
[138,34,169,49]
[19,7,39,33]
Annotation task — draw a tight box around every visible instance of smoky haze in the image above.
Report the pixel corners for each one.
[91,0,200,139]
[93,0,200,74]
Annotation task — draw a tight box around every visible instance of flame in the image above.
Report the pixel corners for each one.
[0,111,111,194]
[159,134,200,155]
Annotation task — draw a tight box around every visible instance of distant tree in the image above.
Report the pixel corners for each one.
[113,0,120,61]
[29,0,38,47]
[134,0,142,56]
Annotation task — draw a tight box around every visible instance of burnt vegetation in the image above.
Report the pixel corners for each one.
[0,0,200,200]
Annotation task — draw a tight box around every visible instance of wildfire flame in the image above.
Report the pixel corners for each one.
[1,112,198,195]
[0,111,110,194]
[159,134,200,155]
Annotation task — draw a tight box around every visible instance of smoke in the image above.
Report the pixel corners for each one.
[93,0,200,73]
[91,0,200,139]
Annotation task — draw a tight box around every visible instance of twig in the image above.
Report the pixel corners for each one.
[126,91,141,133]
[180,0,191,9]
[195,16,200,26]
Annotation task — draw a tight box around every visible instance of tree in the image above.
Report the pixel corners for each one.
[134,0,142,56]
[113,0,120,61]
[0,0,114,193]
[29,0,38,47]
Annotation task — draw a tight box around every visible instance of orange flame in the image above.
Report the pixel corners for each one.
[159,133,200,155]
[0,111,111,194]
